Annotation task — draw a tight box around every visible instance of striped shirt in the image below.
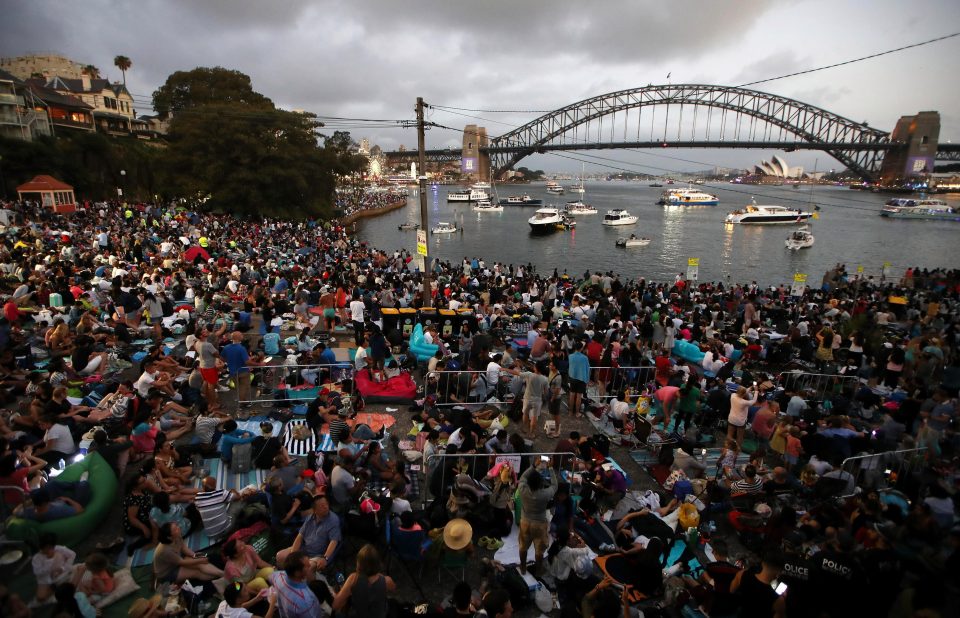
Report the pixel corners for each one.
[195,488,233,538]
[271,571,322,618]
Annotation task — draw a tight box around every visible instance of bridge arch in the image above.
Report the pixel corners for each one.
[488,84,891,180]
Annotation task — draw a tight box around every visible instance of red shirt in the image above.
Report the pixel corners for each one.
[586,341,603,364]
[0,468,30,504]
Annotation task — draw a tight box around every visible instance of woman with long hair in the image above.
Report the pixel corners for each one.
[331,544,395,618]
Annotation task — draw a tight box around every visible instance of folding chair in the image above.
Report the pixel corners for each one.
[437,546,468,583]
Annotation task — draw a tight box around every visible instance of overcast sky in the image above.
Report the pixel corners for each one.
[4,0,958,174]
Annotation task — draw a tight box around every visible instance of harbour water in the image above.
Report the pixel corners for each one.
[355,182,960,286]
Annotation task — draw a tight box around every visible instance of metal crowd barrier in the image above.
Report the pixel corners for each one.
[232,362,356,405]
[420,451,582,508]
[838,447,927,498]
[777,371,860,402]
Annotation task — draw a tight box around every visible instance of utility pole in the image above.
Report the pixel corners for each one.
[416,97,432,307]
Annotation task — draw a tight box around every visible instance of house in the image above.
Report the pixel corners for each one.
[24,82,95,133]
[0,69,52,141]
[32,73,137,135]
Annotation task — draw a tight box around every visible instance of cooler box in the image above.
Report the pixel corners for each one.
[399,308,418,337]
[49,293,63,308]
[439,309,459,338]
[381,307,400,333]
[418,308,438,328]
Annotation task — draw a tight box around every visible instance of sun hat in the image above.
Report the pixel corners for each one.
[128,594,162,618]
[443,518,473,550]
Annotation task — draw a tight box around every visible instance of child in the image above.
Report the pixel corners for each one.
[77,553,114,603]
[785,426,803,466]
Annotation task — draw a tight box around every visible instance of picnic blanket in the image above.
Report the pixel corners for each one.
[283,419,329,456]
[630,447,749,474]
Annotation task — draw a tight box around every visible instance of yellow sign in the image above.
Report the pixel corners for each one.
[416,230,427,256]
[857,265,864,274]
[793,273,807,283]
[687,258,699,266]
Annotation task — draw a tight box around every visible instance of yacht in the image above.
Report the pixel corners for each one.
[498,194,543,206]
[659,188,719,206]
[397,222,419,231]
[725,201,813,224]
[473,200,503,212]
[564,201,598,215]
[431,222,459,234]
[880,198,959,220]
[616,235,651,247]
[471,181,491,191]
[528,207,564,233]
[447,190,471,202]
[601,209,639,226]
[785,227,815,250]
[569,182,585,194]
[546,181,565,195]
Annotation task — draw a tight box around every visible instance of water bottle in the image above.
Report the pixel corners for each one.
[58,458,66,471]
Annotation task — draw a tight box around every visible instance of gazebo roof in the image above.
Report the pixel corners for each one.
[17,175,74,192]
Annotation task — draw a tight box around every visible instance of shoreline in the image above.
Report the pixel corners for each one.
[342,197,406,225]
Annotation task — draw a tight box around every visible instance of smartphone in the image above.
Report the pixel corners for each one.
[775,582,788,595]
[753,381,758,387]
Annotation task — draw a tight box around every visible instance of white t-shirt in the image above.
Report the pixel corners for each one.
[354,346,369,371]
[349,299,365,323]
[31,545,76,585]
[135,370,157,397]
[215,601,253,618]
[45,423,76,454]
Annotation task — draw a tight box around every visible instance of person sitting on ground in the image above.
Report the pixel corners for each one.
[216,580,266,618]
[729,464,765,497]
[30,533,76,604]
[152,522,224,587]
[275,495,341,575]
[76,552,115,604]
[195,475,241,539]
[252,422,282,469]
[268,550,332,618]
[222,538,274,594]
[219,419,256,466]
[15,485,87,522]
[331,544,396,616]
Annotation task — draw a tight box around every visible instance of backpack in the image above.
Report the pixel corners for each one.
[232,442,253,473]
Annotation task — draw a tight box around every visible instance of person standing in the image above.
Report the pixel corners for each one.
[517,457,558,574]
[349,293,366,346]
[331,544,395,618]
[508,361,549,437]
[567,341,590,419]
[727,385,758,450]
[222,331,251,409]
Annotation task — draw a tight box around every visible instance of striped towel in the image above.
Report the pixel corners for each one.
[283,419,317,456]
[200,457,271,492]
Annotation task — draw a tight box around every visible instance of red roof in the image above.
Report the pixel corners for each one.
[17,175,74,192]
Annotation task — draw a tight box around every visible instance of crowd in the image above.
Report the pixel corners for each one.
[0,194,957,618]
[335,187,408,218]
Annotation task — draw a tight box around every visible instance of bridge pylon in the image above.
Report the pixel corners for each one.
[461,124,490,182]
[878,112,940,185]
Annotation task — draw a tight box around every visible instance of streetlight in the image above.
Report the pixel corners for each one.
[118,169,126,199]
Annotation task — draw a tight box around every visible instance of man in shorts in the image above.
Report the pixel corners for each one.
[567,341,590,418]
[196,328,223,411]
[508,360,549,437]
[518,457,557,574]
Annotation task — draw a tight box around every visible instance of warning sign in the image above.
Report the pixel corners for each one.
[416,230,427,256]
[790,273,807,297]
[686,257,699,281]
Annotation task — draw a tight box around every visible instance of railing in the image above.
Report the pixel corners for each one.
[420,451,583,508]
[425,365,656,408]
[777,371,860,402]
[838,447,927,498]
[233,362,356,406]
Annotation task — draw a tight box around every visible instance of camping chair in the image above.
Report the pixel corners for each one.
[387,521,431,583]
[437,546,469,583]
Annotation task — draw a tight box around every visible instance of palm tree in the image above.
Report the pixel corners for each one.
[82,64,101,79]
[114,55,132,85]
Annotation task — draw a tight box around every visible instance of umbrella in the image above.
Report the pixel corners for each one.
[183,246,211,263]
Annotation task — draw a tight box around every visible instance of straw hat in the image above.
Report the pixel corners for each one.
[443,518,473,551]
[128,594,162,618]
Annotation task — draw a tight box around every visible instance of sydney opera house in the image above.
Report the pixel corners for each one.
[753,155,805,179]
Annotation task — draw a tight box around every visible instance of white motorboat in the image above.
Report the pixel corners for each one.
[785,226,815,250]
[616,235,651,247]
[569,183,585,194]
[546,181,565,195]
[471,181,491,191]
[431,222,459,234]
[473,200,503,212]
[725,201,813,224]
[564,201,598,215]
[498,194,543,206]
[659,187,719,206]
[880,198,958,220]
[601,209,639,226]
[397,222,419,231]
[447,190,471,202]
[528,207,564,233]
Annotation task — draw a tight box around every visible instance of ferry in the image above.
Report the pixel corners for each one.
[785,227,815,250]
[880,198,959,220]
[601,209,639,226]
[498,194,543,206]
[528,207,564,233]
[564,201,598,215]
[546,181,565,195]
[474,200,503,212]
[659,188,720,206]
[447,188,490,202]
[431,222,459,234]
[725,201,813,225]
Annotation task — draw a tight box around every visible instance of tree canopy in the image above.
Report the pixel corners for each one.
[153,67,363,218]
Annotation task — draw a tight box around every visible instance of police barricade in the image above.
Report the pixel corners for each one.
[233,361,356,406]
[420,451,583,508]
[777,371,860,402]
[837,447,927,498]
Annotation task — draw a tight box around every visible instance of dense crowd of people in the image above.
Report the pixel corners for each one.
[0,194,957,618]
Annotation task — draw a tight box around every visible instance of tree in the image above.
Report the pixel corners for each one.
[153,67,362,218]
[152,67,271,118]
[82,65,100,79]
[113,55,132,85]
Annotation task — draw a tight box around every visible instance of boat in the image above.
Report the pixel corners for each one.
[880,198,959,220]
[649,183,663,188]
[473,200,503,212]
[569,182,585,194]
[725,201,813,224]
[616,235,651,247]
[785,226,815,250]
[659,187,719,206]
[431,222,458,234]
[560,215,577,229]
[601,209,639,226]
[528,207,564,233]
[397,222,419,231]
[447,190,471,202]
[546,181,565,195]
[471,181,491,191]
[564,201,598,215]
[498,194,543,206]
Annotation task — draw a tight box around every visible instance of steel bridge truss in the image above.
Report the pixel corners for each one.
[489,84,892,180]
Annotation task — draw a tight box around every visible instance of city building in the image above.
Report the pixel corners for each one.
[0,69,52,141]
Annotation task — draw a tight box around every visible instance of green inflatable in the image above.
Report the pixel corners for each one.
[6,451,118,548]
